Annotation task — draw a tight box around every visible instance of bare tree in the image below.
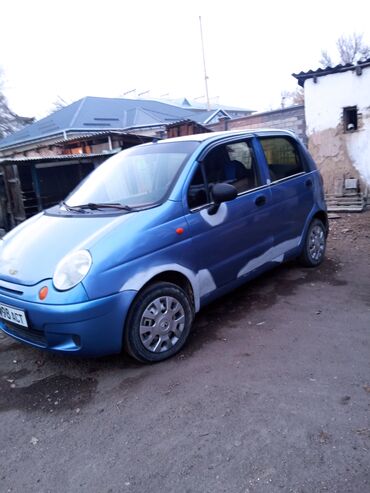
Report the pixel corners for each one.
[337,33,370,64]
[320,32,370,67]
[292,87,304,105]
[280,87,304,108]
[51,95,70,113]
[0,67,34,140]
[319,49,333,68]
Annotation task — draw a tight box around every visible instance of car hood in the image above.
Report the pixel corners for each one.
[0,212,134,286]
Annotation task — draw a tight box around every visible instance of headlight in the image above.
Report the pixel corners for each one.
[53,250,92,291]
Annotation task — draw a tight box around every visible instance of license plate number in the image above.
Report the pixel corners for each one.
[0,303,28,328]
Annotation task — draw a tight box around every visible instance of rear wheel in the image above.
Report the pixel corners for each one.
[299,218,327,267]
[124,282,194,363]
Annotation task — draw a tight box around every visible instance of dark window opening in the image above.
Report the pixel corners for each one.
[18,163,94,217]
[343,106,358,132]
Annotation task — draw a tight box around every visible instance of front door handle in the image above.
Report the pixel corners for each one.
[305,179,313,188]
[255,195,266,207]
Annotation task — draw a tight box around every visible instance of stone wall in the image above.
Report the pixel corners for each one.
[207,105,306,144]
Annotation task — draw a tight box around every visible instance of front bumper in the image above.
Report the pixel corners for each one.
[0,287,137,357]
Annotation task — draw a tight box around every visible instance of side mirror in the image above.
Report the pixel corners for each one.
[208,183,238,215]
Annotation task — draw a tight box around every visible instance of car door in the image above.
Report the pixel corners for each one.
[257,135,315,255]
[183,137,273,300]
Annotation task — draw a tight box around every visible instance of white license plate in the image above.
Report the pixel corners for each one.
[0,303,28,328]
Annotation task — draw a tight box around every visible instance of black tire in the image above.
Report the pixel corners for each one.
[124,282,194,363]
[299,218,327,267]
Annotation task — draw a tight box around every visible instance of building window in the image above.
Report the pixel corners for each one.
[343,106,358,132]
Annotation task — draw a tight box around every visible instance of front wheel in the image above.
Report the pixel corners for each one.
[124,282,194,363]
[299,218,327,267]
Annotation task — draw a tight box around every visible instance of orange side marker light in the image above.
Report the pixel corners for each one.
[176,227,184,235]
[39,286,48,301]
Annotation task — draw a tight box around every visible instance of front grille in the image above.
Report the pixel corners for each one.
[3,322,47,347]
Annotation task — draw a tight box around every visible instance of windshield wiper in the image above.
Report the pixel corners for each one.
[65,202,133,211]
[61,201,88,213]
[83,202,133,211]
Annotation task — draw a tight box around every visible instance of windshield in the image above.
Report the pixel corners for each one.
[65,141,198,209]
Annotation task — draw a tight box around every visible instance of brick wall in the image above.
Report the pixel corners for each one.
[208,105,307,145]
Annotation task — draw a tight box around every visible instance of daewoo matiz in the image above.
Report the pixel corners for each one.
[0,130,328,362]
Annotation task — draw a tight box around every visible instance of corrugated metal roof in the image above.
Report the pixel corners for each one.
[0,97,199,150]
[165,119,211,133]
[51,131,152,146]
[156,97,253,112]
[0,97,253,151]
[191,109,231,124]
[293,57,370,86]
[0,151,116,165]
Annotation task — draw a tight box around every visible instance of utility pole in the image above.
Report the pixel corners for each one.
[199,16,210,111]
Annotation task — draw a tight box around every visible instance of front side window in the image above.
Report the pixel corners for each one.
[187,166,208,209]
[187,140,260,210]
[260,137,305,182]
[65,141,198,209]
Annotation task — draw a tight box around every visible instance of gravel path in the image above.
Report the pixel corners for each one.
[1,211,369,493]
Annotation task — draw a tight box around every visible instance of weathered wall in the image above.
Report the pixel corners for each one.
[207,105,306,144]
[304,68,370,194]
[308,128,361,195]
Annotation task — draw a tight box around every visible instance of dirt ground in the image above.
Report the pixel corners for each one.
[0,211,369,493]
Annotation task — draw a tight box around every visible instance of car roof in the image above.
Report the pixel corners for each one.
[158,128,298,144]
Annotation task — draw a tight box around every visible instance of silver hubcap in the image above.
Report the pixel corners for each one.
[309,225,325,261]
[139,296,186,353]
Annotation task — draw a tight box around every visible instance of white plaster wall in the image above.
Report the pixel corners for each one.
[347,123,370,186]
[304,68,370,187]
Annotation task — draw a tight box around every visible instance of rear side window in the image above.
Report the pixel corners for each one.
[260,137,305,182]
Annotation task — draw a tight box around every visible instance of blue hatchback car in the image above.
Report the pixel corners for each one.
[0,130,328,362]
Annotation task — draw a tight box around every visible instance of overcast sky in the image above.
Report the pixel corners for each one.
[1,0,369,118]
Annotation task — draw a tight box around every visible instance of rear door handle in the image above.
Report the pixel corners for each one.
[305,179,313,188]
[255,195,266,207]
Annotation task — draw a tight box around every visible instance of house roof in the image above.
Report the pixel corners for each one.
[51,131,152,146]
[0,97,203,151]
[157,98,253,113]
[165,119,212,135]
[189,109,231,125]
[0,152,117,166]
[293,57,370,86]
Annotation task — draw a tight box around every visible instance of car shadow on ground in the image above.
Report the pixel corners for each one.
[0,255,345,415]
